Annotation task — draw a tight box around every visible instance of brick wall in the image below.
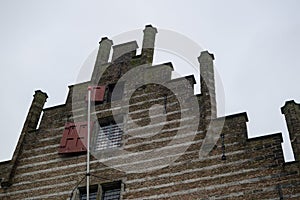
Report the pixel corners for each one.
[0,25,299,199]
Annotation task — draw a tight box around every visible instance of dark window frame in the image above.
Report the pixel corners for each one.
[78,184,99,200]
[77,181,121,200]
[102,181,121,200]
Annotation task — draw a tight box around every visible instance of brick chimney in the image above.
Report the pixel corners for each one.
[198,51,217,120]
[1,90,48,188]
[23,90,48,131]
[95,37,113,66]
[141,24,157,64]
[281,100,300,161]
[91,37,113,83]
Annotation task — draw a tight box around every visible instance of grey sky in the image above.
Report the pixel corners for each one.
[0,1,299,162]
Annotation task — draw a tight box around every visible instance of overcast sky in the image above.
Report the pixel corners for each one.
[0,1,299,162]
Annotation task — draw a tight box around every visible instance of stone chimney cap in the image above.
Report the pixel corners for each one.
[34,90,48,99]
[143,24,157,33]
[99,37,113,44]
[198,51,215,61]
[281,100,300,114]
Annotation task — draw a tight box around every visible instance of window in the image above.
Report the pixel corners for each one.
[94,117,123,151]
[79,185,98,200]
[77,182,121,200]
[102,181,121,200]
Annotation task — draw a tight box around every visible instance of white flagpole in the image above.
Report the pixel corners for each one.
[87,86,92,199]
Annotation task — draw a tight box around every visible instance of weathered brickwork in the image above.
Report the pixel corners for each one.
[0,25,299,199]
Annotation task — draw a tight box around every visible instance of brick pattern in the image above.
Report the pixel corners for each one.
[0,25,299,199]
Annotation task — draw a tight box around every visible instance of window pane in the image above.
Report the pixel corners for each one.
[103,188,121,200]
[94,123,123,151]
[80,191,98,200]
[79,185,98,200]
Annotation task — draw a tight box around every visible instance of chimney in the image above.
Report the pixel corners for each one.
[91,37,113,83]
[141,24,158,63]
[0,90,47,188]
[23,90,48,131]
[198,51,216,119]
[95,37,113,66]
[281,100,300,161]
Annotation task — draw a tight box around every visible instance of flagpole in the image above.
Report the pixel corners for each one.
[87,86,92,199]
